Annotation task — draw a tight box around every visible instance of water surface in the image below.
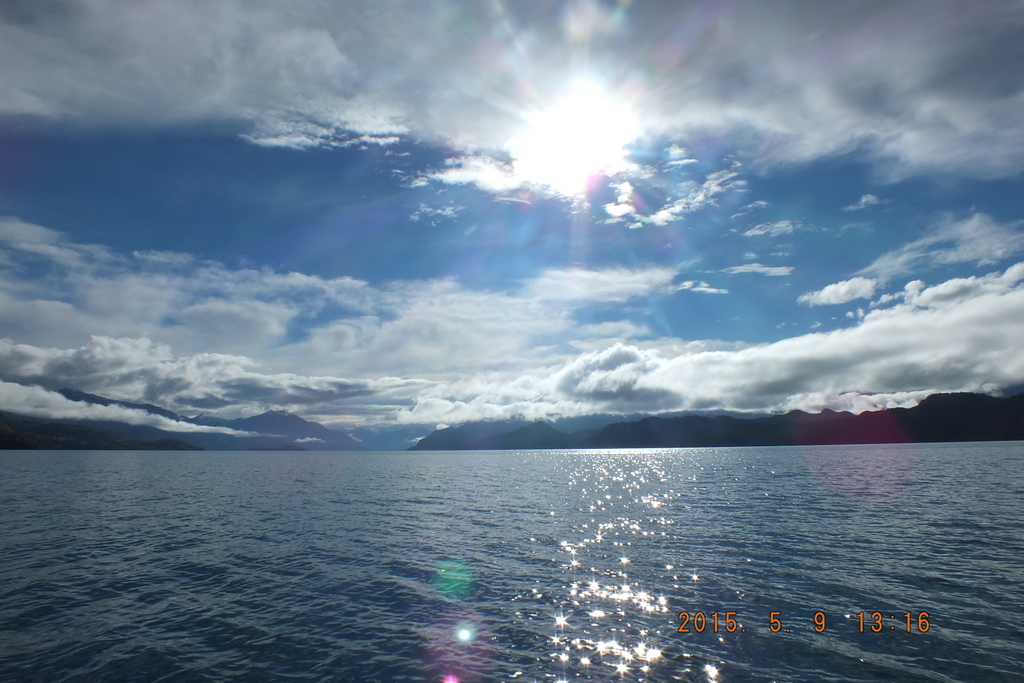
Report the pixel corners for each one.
[2,443,1023,682]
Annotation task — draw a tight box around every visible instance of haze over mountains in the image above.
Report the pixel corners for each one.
[1,388,1022,451]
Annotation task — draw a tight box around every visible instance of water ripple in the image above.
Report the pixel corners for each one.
[1,444,1023,682]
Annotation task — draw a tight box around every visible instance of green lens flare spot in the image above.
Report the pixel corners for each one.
[431,559,474,599]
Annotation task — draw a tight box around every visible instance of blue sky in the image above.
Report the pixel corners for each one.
[2,0,1024,435]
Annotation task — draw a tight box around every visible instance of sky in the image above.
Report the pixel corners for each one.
[2,0,1024,437]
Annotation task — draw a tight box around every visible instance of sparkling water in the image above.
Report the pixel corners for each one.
[2,443,1022,681]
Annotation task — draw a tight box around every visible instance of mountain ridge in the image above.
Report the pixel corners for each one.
[411,391,1024,450]
[0,411,202,450]
[5,389,1022,451]
[38,388,360,451]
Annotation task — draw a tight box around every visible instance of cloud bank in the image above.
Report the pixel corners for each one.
[398,263,1024,424]
[3,218,1024,429]
[4,266,1024,429]
[0,218,678,424]
[3,1,1024,179]
[0,378,250,435]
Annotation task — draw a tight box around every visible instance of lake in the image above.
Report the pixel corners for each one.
[2,443,1023,682]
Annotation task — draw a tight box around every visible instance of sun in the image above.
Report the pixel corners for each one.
[507,80,641,197]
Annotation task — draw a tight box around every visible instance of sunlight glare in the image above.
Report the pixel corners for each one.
[508,80,640,196]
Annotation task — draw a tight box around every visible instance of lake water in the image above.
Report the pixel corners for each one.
[2,443,1023,682]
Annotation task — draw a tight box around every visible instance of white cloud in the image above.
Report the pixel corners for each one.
[525,267,678,302]
[0,379,250,434]
[3,1,1024,179]
[664,144,698,168]
[397,262,1024,423]
[842,194,881,211]
[0,335,399,426]
[242,108,407,149]
[409,204,463,223]
[799,277,877,306]
[677,280,729,294]
[0,219,685,423]
[427,146,745,205]
[744,220,797,237]
[722,263,794,276]
[860,213,1024,281]
[604,169,745,226]
[569,321,653,349]
[421,155,523,194]
[603,202,635,218]
[6,229,1024,427]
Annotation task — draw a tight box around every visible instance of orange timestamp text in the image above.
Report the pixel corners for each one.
[677,611,930,634]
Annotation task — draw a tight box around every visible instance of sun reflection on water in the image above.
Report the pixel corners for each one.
[506,453,719,682]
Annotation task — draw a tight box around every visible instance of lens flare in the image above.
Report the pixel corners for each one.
[455,622,476,643]
[432,558,475,598]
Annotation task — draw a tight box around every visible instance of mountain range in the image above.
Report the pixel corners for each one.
[0,388,360,451]
[2,388,1022,451]
[410,391,1024,450]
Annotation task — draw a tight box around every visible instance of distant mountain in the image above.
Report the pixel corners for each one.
[0,411,202,450]
[227,410,359,449]
[470,422,573,450]
[348,424,431,451]
[409,420,529,450]
[20,387,1023,452]
[45,388,360,451]
[591,392,1024,447]
[410,392,1024,450]
[0,412,49,449]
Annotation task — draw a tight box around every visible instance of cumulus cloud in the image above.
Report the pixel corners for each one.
[398,262,1024,424]
[553,343,679,410]
[0,217,377,355]
[722,263,794,276]
[799,277,877,306]
[5,216,1024,427]
[860,213,1024,281]
[0,218,683,423]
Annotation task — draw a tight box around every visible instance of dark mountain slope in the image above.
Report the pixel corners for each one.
[53,389,359,450]
[409,420,529,450]
[0,412,202,450]
[466,422,572,450]
[411,391,1024,450]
